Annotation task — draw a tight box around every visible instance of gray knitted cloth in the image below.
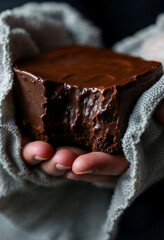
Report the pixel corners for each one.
[0,3,164,240]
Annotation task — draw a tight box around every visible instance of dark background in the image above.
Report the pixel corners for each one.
[1,0,164,47]
[1,1,164,239]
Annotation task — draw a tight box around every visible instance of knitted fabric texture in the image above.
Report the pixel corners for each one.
[0,3,164,240]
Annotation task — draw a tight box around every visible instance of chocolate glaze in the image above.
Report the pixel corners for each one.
[13,45,163,153]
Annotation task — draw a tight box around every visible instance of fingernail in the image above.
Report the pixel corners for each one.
[56,164,71,171]
[34,156,48,161]
[75,170,94,175]
[67,176,79,181]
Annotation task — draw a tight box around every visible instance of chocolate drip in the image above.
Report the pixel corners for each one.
[13,45,163,153]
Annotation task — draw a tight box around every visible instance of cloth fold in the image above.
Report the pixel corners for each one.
[0,2,164,240]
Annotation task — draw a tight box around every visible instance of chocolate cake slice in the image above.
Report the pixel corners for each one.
[13,45,163,153]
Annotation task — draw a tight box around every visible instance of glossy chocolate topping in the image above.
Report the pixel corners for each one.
[14,45,162,88]
[13,45,163,153]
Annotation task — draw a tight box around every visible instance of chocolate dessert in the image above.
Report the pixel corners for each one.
[13,45,163,153]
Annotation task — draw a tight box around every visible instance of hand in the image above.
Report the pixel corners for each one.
[22,142,129,183]
[22,99,164,183]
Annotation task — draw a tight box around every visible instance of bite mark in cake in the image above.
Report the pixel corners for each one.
[13,45,163,153]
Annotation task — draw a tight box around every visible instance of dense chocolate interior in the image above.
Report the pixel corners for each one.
[13,45,163,153]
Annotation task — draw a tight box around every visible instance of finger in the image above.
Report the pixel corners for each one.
[40,149,77,176]
[40,147,87,177]
[155,99,164,125]
[66,170,111,183]
[72,152,129,176]
[56,146,88,156]
[22,141,54,165]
